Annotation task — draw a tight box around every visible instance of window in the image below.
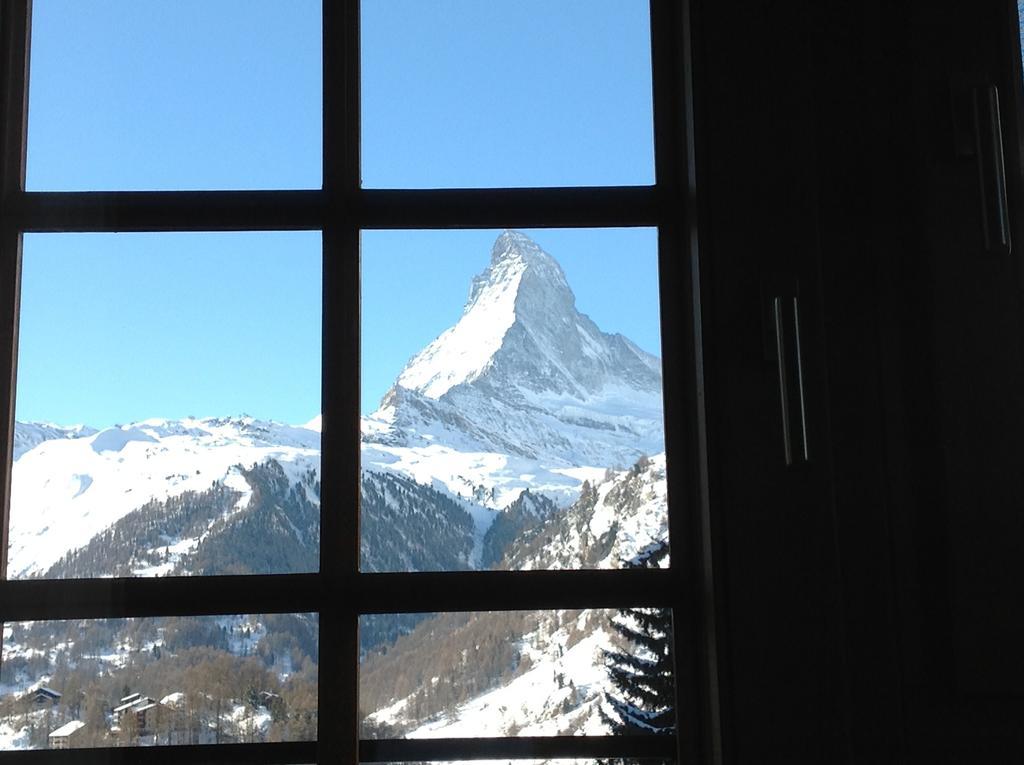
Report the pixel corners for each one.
[0,1,712,763]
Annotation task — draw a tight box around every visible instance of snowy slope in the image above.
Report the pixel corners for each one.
[12,422,97,461]
[510,453,669,571]
[369,610,617,737]
[9,416,319,578]
[362,461,670,737]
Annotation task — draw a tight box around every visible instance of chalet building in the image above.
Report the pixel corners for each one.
[112,694,157,735]
[156,692,191,745]
[133,701,157,734]
[27,687,61,707]
[124,691,218,746]
[47,720,84,750]
[116,692,141,707]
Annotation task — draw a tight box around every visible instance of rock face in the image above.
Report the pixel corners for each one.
[365,230,665,468]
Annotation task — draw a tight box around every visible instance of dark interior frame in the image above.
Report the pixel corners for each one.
[0,1,715,763]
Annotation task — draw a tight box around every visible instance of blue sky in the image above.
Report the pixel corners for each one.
[18,1,657,426]
[362,0,654,188]
[26,0,322,191]
[17,232,323,427]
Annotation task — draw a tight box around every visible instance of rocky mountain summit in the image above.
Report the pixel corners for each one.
[362,230,665,506]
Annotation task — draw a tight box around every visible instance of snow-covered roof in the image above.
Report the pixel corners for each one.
[160,691,185,707]
[113,696,152,714]
[27,685,61,699]
[48,720,85,738]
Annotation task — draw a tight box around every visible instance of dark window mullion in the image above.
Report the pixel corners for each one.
[649,0,717,763]
[0,0,29,199]
[0,228,19,591]
[320,1,361,764]
[0,0,30,584]
[0,1,30,714]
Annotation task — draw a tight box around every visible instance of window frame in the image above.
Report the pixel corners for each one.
[0,1,717,763]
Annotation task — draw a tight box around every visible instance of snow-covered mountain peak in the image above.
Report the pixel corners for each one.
[491,229,543,260]
[368,231,665,470]
[478,229,572,306]
[392,230,659,402]
[470,231,578,343]
[394,231,584,402]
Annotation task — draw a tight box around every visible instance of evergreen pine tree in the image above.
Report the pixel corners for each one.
[600,539,675,739]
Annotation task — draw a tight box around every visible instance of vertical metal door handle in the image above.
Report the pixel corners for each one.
[772,295,809,466]
[973,84,1012,255]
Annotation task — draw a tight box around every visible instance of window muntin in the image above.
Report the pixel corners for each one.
[360,0,655,189]
[10,232,321,579]
[25,0,322,191]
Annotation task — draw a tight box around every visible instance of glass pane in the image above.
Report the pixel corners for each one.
[26,0,322,191]
[360,608,675,738]
[11,232,322,579]
[0,613,318,750]
[361,1,654,188]
[361,229,668,572]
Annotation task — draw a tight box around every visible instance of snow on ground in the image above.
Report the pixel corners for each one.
[228,703,273,739]
[591,454,668,567]
[513,453,668,572]
[132,535,202,577]
[12,422,96,461]
[160,691,185,708]
[361,438,586,511]
[361,434,604,556]
[0,721,32,750]
[373,611,617,739]
[9,417,320,578]
[218,615,267,656]
[131,467,258,578]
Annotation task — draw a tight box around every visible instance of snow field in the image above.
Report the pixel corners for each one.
[9,417,320,578]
